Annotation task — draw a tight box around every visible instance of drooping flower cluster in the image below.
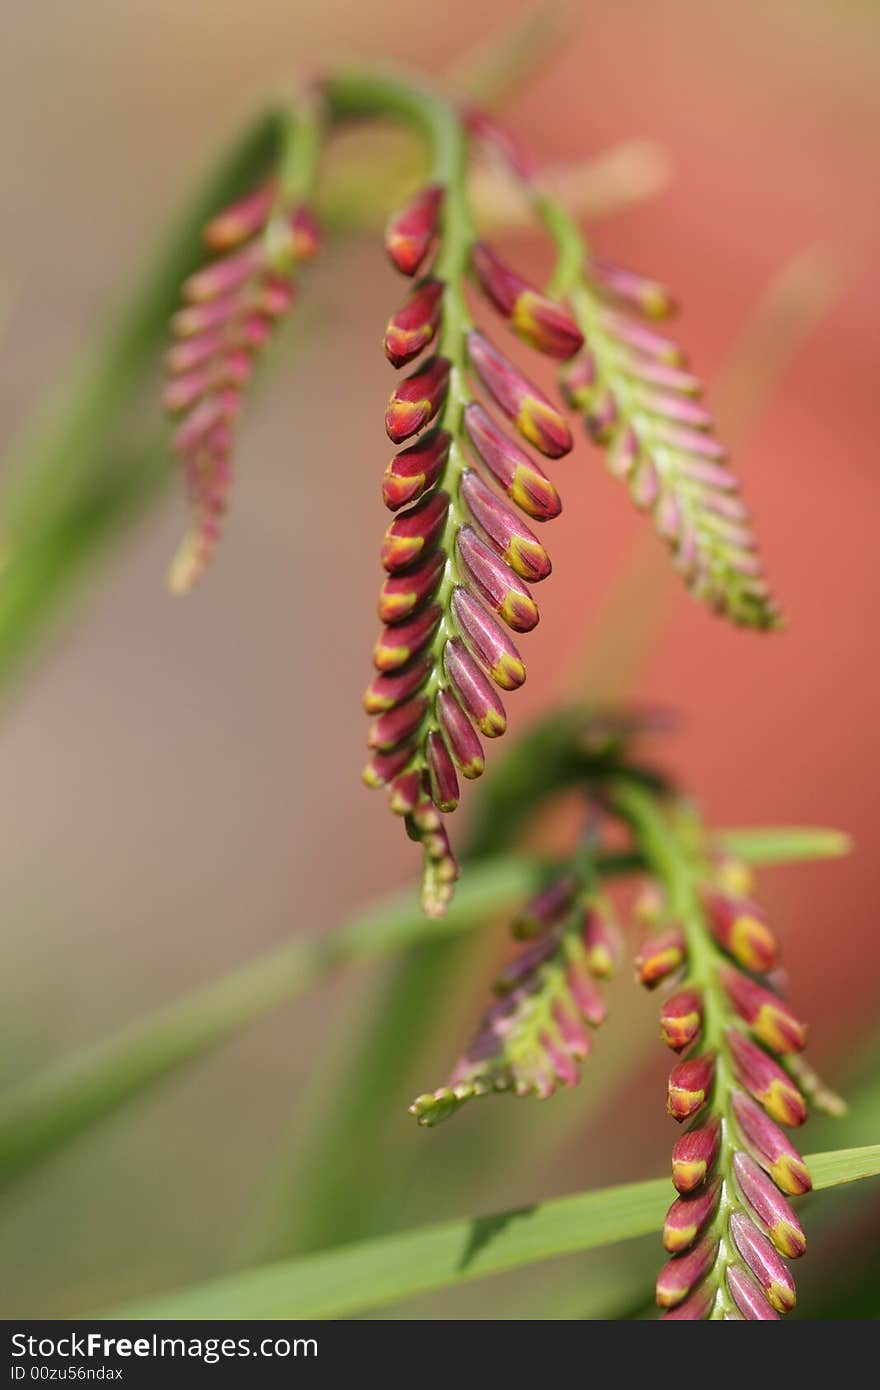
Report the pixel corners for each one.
[163,180,321,592]
[637,861,814,1320]
[364,179,584,915]
[409,874,620,1124]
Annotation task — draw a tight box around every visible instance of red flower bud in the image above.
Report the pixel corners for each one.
[656,1236,719,1309]
[662,1176,722,1253]
[426,729,460,812]
[384,279,444,367]
[667,1053,715,1122]
[456,526,539,632]
[471,242,583,359]
[731,1090,812,1196]
[468,331,573,458]
[437,689,485,780]
[732,1152,807,1258]
[672,1116,721,1194]
[367,697,428,753]
[451,586,526,691]
[730,1212,797,1313]
[460,470,551,583]
[377,549,446,624]
[361,743,415,789]
[589,256,674,320]
[385,185,444,277]
[635,927,686,989]
[373,604,442,672]
[582,906,621,979]
[726,1031,807,1127]
[661,1284,715,1320]
[382,428,451,511]
[385,356,451,443]
[726,1265,779,1320]
[463,404,561,521]
[704,889,778,972]
[381,489,449,572]
[660,989,704,1053]
[362,656,432,715]
[511,875,578,940]
[719,967,807,1055]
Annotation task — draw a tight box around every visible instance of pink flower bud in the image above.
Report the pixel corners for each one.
[661,1284,715,1320]
[667,1053,715,1122]
[564,955,607,1027]
[660,989,704,1053]
[463,404,561,521]
[726,1031,807,1128]
[589,256,674,320]
[373,604,442,672]
[662,1176,722,1253]
[719,967,807,1055]
[361,743,415,789]
[731,1090,812,1196]
[460,470,551,583]
[385,356,451,443]
[437,688,485,780]
[511,876,578,940]
[656,1235,719,1309]
[426,729,460,812]
[362,656,432,715]
[732,1152,807,1258]
[451,586,526,691]
[367,697,428,752]
[456,527,539,632]
[384,279,444,367]
[382,428,451,511]
[471,242,583,359]
[598,308,682,362]
[385,185,444,277]
[203,182,276,251]
[730,1212,797,1313]
[635,927,686,989]
[443,638,507,738]
[388,771,422,817]
[377,549,446,624]
[582,906,621,979]
[704,889,778,972]
[380,489,449,572]
[726,1265,779,1320]
[672,1116,722,1194]
[183,244,264,303]
[467,331,573,458]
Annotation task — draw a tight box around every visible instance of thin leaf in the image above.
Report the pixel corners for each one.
[113,1144,880,1320]
[715,826,852,866]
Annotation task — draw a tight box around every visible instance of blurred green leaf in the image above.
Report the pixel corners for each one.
[715,826,853,865]
[114,1144,880,1319]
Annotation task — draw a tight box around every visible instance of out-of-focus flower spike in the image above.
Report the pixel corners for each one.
[655,1236,719,1309]
[598,308,683,363]
[203,182,276,252]
[493,935,558,994]
[367,697,428,753]
[467,331,573,458]
[511,875,578,940]
[563,940,607,1027]
[704,889,778,972]
[726,1031,808,1127]
[662,1176,722,1253]
[372,603,442,672]
[460,470,551,583]
[362,655,432,715]
[731,1090,812,1196]
[183,244,264,304]
[733,1152,807,1258]
[589,256,674,320]
[635,927,686,989]
[582,905,622,979]
[660,989,704,1053]
[385,356,451,443]
[377,549,446,623]
[463,402,562,521]
[672,1116,722,1193]
[426,730,460,812]
[437,688,485,780]
[719,967,807,1055]
[384,279,445,367]
[443,638,507,738]
[784,1052,848,1119]
[380,489,449,572]
[552,997,593,1061]
[382,428,451,511]
[450,586,526,691]
[385,184,444,277]
[726,1265,780,1320]
[730,1212,797,1313]
[667,1053,715,1122]
[470,242,583,359]
[456,526,539,633]
[661,1284,716,1320]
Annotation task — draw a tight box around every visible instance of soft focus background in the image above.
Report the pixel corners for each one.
[1,0,878,1318]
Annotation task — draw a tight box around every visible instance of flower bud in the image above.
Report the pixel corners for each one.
[552,997,593,1060]
[719,967,807,1055]
[662,1176,722,1253]
[598,308,682,362]
[443,638,507,738]
[704,889,778,972]
[493,936,558,994]
[377,549,446,623]
[367,697,428,752]
[385,185,444,276]
[203,182,275,251]
[388,771,422,816]
[732,1152,807,1258]
[564,951,607,1027]
[672,1116,721,1193]
[362,743,415,788]
[726,1265,779,1320]
[463,404,561,520]
[426,729,460,812]
[385,356,451,443]
[183,244,263,303]
[373,604,442,672]
[471,242,583,359]
[582,906,621,979]
[730,1212,797,1313]
[456,527,539,633]
[384,279,444,367]
[635,927,686,989]
[731,1090,812,1196]
[667,1053,715,1122]
[655,1236,719,1309]
[382,428,451,511]
[451,586,526,691]
[437,688,485,779]
[660,989,703,1053]
[363,655,432,714]
[511,875,578,940]
[380,489,449,572]
[460,471,551,583]
[589,256,674,320]
[726,1031,807,1127]
[661,1284,715,1320]
[467,331,573,458]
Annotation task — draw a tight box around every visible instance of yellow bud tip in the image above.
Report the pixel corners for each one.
[769,1154,812,1196]
[373,643,410,671]
[479,709,507,738]
[506,535,551,583]
[663,1224,698,1255]
[771,1221,806,1260]
[490,653,527,691]
[672,1159,706,1193]
[768,1281,796,1314]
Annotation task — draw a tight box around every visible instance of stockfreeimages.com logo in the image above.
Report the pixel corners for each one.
[10,1332,317,1369]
